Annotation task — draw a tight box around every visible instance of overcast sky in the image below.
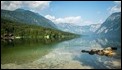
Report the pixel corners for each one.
[1,1,121,26]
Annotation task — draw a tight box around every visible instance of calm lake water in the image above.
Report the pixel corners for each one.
[1,36,121,69]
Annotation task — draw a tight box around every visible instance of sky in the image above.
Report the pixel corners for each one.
[1,1,121,26]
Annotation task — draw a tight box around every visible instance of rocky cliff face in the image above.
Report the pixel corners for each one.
[95,12,121,37]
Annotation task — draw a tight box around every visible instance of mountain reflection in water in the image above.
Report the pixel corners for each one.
[1,36,121,69]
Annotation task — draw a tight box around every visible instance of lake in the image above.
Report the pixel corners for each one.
[1,36,121,69]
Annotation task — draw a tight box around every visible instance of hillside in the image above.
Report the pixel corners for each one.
[1,18,78,40]
[1,9,57,29]
[95,12,121,37]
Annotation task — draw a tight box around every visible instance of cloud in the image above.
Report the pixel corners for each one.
[109,1,121,14]
[23,1,51,12]
[1,1,51,12]
[45,15,83,25]
[55,16,83,24]
[83,21,94,25]
[45,15,56,21]
[114,1,121,4]
[1,1,22,10]
[45,15,95,26]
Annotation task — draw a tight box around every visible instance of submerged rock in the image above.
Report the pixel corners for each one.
[81,47,117,57]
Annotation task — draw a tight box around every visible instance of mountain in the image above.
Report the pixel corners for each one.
[1,18,78,40]
[95,12,121,37]
[56,23,83,34]
[1,9,57,29]
[56,23,101,35]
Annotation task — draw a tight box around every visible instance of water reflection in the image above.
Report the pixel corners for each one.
[1,38,73,65]
[1,36,121,69]
[73,37,121,69]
